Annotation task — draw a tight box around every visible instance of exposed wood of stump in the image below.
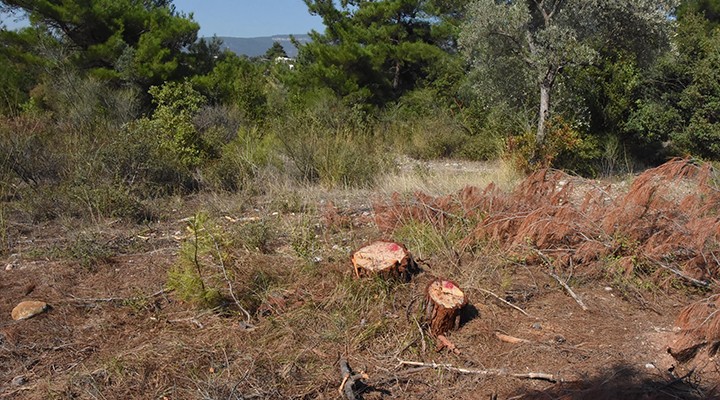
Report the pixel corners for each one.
[351,240,417,281]
[424,278,467,336]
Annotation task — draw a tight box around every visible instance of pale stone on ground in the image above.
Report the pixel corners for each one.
[11,300,49,320]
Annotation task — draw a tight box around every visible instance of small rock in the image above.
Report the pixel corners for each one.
[5,264,13,271]
[554,335,566,344]
[11,300,49,320]
[11,375,27,386]
[604,286,613,291]
[531,322,542,330]
[645,363,656,369]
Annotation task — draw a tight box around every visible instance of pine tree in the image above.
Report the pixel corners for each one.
[297,0,469,105]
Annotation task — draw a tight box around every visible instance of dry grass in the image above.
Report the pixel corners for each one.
[377,157,522,197]
[3,158,719,399]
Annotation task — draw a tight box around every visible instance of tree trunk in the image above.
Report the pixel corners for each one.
[351,240,417,281]
[392,59,401,90]
[424,278,467,336]
[536,81,551,147]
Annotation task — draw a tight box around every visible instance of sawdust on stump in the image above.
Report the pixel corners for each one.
[351,240,417,281]
[424,278,467,336]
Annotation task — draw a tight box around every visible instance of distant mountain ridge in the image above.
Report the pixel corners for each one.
[212,34,312,58]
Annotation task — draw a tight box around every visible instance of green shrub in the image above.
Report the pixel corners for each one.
[0,115,66,187]
[201,126,276,192]
[290,216,319,264]
[146,81,211,168]
[63,231,115,270]
[235,219,274,253]
[381,108,501,162]
[274,102,387,188]
[166,213,226,309]
[110,119,199,196]
[167,265,223,309]
[506,116,601,176]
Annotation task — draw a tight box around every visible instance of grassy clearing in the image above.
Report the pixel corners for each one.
[377,157,522,197]
[3,155,719,399]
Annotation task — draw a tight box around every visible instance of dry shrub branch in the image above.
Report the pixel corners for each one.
[375,158,720,355]
[375,158,720,286]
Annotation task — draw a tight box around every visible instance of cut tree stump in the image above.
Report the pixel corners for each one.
[351,240,417,281]
[424,278,467,337]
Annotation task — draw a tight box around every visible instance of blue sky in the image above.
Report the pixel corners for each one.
[173,0,325,37]
[1,1,326,38]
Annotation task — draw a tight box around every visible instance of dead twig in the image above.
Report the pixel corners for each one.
[495,331,531,344]
[338,359,368,400]
[66,288,171,304]
[397,359,558,382]
[473,287,532,317]
[167,309,217,328]
[534,248,589,311]
[648,257,711,288]
[548,270,589,311]
[413,317,426,353]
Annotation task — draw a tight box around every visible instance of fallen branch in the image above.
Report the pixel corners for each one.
[397,360,558,382]
[338,359,368,400]
[413,317,426,353]
[436,334,461,355]
[495,331,531,344]
[649,258,710,288]
[168,317,204,328]
[473,287,532,317]
[532,249,589,312]
[548,270,589,311]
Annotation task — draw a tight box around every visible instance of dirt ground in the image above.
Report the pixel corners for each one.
[1,163,719,399]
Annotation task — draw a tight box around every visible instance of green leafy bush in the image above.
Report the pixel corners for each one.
[506,116,600,176]
[146,81,210,168]
[382,91,502,161]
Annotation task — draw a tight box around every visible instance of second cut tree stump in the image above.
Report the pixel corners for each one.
[424,278,467,337]
[351,240,417,281]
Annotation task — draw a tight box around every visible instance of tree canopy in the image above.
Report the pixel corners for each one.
[0,0,217,88]
[296,0,470,106]
[460,0,676,150]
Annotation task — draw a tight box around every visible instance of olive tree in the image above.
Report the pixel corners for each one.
[460,0,676,148]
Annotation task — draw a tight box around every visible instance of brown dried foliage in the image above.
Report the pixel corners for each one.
[375,158,720,285]
[669,294,720,363]
[376,159,720,357]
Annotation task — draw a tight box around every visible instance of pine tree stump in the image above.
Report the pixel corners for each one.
[351,240,417,281]
[424,278,467,336]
